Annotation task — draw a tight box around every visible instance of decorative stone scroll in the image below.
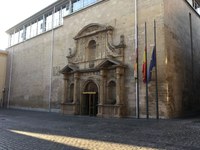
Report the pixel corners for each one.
[106,31,126,55]
[66,23,126,64]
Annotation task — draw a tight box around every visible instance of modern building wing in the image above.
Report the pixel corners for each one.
[6,0,102,46]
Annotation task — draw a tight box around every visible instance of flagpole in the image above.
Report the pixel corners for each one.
[134,0,139,119]
[154,20,159,119]
[136,25,140,119]
[145,22,149,119]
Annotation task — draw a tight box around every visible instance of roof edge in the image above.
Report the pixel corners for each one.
[6,0,67,34]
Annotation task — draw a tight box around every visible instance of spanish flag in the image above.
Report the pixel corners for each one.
[142,47,147,83]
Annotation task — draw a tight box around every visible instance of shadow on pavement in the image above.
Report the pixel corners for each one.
[1,108,200,149]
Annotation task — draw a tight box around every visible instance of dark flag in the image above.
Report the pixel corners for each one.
[147,46,156,83]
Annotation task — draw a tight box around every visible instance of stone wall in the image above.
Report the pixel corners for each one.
[6,0,200,118]
[6,0,136,113]
[0,50,7,107]
[164,0,200,117]
[137,0,166,118]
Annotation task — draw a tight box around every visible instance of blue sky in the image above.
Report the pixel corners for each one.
[0,0,56,50]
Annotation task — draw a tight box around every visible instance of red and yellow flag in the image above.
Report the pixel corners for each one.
[142,47,147,83]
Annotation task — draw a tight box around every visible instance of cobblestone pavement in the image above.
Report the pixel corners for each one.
[0,109,200,150]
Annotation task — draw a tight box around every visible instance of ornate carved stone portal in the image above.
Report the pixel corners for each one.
[60,23,126,117]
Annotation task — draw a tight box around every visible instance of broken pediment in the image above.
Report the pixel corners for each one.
[60,63,78,74]
[66,23,126,69]
[96,57,125,69]
[74,23,113,40]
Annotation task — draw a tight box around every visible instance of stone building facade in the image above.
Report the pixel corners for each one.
[0,50,7,107]
[5,0,200,118]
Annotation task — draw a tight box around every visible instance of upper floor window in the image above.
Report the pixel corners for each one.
[38,19,43,34]
[8,0,101,47]
[46,14,53,31]
[188,0,200,14]
[72,0,97,12]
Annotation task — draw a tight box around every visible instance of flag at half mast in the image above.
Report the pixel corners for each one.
[147,46,156,82]
[142,46,147,83]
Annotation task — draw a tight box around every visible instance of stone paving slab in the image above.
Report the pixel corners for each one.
[0,109,200,150]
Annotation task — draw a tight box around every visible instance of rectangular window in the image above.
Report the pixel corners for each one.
[63,2,70,16]
[46,14,53,31]
[38,19,43,34]
[19,29,24,42]
[193,0,200,14]
[11,34,15,46]
[31,22,37,37]
[189,0,200,14]
[72,0,84,12]
[197,8,200,14]
[84,0,97,6]
[72,0,98,12]
[26,25,31,39]
[13,31,19,45]
[8,0,101,47]
[54,10,60,27]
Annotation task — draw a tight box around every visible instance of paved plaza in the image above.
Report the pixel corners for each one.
[0,109,200,150]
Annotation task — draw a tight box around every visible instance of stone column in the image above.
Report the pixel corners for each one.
[98,69,106,116]
[73,72,79,104]
[116,67,124,105]
[63,75,68,103]
[100,69,106,105]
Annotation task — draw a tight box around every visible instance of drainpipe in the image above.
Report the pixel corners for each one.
[48,7,55,112]
[7,47,14,108]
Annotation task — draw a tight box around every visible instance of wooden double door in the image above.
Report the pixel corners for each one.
[82,81,98,116]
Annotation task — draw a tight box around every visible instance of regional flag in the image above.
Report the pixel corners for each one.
[147,46,156,82]
[134,62,137,79]
[142,47,147,83]
[134,49,138,79]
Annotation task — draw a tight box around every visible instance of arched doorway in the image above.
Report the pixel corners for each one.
[82,81,98,116]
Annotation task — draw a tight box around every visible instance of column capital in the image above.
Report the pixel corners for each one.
[116,67,124,76]
[74,72,80,79]
[100,69,107,77]
[63,75,69,80]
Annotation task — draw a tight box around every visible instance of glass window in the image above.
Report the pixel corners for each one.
[11,34,15,46]
[14,31,19,45]
[72,0,84,12]
[26,25,31,39]
[8,0,101,46]
[31,22,37,37]
[84,0,97,6]
[54,10,60,27]
[72,0,98,12]
[62,2,70,16]
[46,14,53,31]
[19,29,24,42]
[37,19,43,34]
